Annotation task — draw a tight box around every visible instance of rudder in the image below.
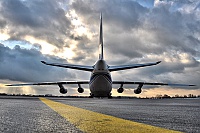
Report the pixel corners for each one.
[99,13,104,60]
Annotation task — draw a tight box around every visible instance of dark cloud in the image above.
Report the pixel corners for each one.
[2,0,39,27]
[71,0,148,30]
[0,43,75,82]
[70,0,200,62]
[69,0,150,62]
[0,0,71,48]
[0,18,7,28]
[71,0,200,89]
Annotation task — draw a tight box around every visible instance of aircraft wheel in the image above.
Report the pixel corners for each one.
[89,93,94,98]
[108,96,113,99]
[108,93,112,99]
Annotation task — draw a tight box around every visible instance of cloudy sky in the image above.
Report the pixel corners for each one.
[0,0,199,97]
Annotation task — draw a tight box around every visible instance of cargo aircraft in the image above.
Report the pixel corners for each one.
[7,14,195,97]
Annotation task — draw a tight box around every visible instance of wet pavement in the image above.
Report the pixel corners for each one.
[0,96,199,133]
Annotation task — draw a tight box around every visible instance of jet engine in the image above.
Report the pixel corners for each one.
[78,87,84,93]
[77,84,84,93]
[117,87,124,93]
[134,84,143,94]
[58,84,67,94]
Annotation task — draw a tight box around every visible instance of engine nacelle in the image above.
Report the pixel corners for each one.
[134,84,143,94]
[134,89,142,94]
[58,84,67,94]
[117,87,124,93]
[77,87,84,93]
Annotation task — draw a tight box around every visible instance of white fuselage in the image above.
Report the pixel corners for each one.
[89,60,112,97]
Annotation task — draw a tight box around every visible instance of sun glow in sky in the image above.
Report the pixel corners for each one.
[0,33,10,40]
[24,36,74,59]
[24,36,57,54]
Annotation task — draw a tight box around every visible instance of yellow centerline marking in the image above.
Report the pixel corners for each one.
[40,98,182,133]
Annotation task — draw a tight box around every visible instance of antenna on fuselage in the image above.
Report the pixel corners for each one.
[99,13,104,60]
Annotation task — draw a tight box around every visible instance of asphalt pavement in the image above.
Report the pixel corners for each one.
[0,96,199,133]
[50,97,200,133]
[0,96,82,133]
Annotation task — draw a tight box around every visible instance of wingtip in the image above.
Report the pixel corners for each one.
[189,84,196,86]
[156,61,161,64]
[41,61,46,64]
[5,84,11,86]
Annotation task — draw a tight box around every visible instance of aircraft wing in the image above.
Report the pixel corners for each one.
[6,81,89,86]
[112,81,195,86]
[108,61,161,72]
[41,61,94,72]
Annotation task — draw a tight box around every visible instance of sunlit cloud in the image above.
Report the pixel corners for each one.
[0,33,10,41]
[24,35,75,59]
[56,45,76,60]
[67,9,94,39]
[24,35,57,54]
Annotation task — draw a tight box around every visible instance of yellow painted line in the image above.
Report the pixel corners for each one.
[40,98,182,133]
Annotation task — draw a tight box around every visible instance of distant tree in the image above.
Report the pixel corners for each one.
[188,94,193,98]
[156,94,162,99]
[0,93,7,96]
[174,94,179,98]
[162,94,171,98]
[183,95,187,98]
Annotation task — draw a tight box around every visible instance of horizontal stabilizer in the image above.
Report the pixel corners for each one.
[41,61,94,72]
[109,61,161,72]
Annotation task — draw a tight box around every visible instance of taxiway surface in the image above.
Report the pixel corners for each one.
[0,96,199,133]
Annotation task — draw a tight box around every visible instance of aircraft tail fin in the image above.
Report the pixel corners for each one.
[99,13,104,60]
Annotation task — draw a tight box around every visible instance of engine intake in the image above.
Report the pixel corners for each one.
[117,87,124,93]
[78,87,84,93]
[134,84,143,94]
[58,84,67,94]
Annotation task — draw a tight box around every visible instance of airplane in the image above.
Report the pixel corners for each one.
[6,14,195,98]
